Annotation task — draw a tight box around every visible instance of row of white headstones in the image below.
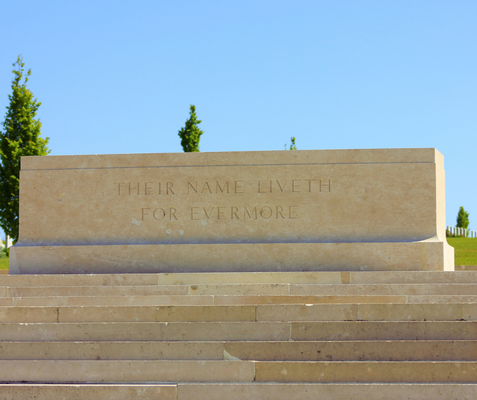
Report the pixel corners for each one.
[447,226,476,238]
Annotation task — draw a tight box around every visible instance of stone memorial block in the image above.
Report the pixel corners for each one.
[10,148,454,274]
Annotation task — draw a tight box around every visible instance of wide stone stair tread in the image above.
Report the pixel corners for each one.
[1,271,477,286]
[1,340,476,361]
[2,383,477,400]
[1,321,475,341]
[2,294,477,307]
[1,360,477,383]
[177,382,477,400]
[1,271,476,397]
[0,384,177,400]
[2,282,477,296]
[1,303,477,323]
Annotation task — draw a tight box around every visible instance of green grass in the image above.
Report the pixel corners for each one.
[0,257,8,270]
[447,237,477,265]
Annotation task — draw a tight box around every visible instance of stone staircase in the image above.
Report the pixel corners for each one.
[0,271,476,399]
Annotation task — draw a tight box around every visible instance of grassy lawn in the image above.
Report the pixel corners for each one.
[0,256,8,270]
[447,237,477,265]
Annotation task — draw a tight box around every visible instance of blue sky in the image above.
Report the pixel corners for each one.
[0,0,476,234]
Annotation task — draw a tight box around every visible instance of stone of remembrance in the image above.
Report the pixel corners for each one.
[10,148,453,274]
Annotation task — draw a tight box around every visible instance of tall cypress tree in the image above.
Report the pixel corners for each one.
[178,105,203,152]
[0,56,50,243]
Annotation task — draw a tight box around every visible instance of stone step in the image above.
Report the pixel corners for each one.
[0,384,177,400]
[0,322,289,341]
[2,294,477,307]
[292,321,477,340]
[0,360,255,383]
[0,274,161,287]
[0,360,475,383]
[255,303,477,322]
[2,282,476,298]
[1,340,476,361]
[408,295,477,303]
[4,285,190,297]
[0,295,215,307]
[176,383,477,400]
[1,271,477,287]
[214,295,472,306]
[1,303,476,323]
[0,321,474,341]
[254,361,477,383]
[6,383,474,400]
[456,265,477,271]
[223,340,477,362]
[289,283,477,296]
[160,271,477,284]
[0,295,419,307]
[158,271,477,285]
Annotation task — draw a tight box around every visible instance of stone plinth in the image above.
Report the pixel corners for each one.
[10,148,453,274]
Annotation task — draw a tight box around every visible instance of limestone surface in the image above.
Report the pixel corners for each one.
[11,148,453,273]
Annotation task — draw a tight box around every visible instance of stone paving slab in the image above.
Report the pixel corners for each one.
[0,360,255,383]
[0,321,475,342]
[177,383,477,400]
[1,340,476,361]
[0,384,177,400]
[291,321,477,341]
[0,322,291,341]
[255,361,477,383]
[1,271,477,287]
[2,282,476,298]
[1,360,475,383]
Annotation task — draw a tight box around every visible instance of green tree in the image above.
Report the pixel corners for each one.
[0,56,50,243]
[285,137,297,150]
[456,206,470,231]
[178,105,203,152]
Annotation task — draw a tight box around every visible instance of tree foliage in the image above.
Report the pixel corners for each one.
[456,206,470,230]
[285,137,297,150]
[0,56,50,242]
[178,105,203,152]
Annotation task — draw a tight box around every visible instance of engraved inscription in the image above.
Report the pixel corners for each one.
[141,207,178,220]
[114,182,175,195]
[257,179,316,193]
[187,180,244,194]
[114,178,331,223]
[320,179,331,192]
[187,205,298,220]
[115,178,327,195]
